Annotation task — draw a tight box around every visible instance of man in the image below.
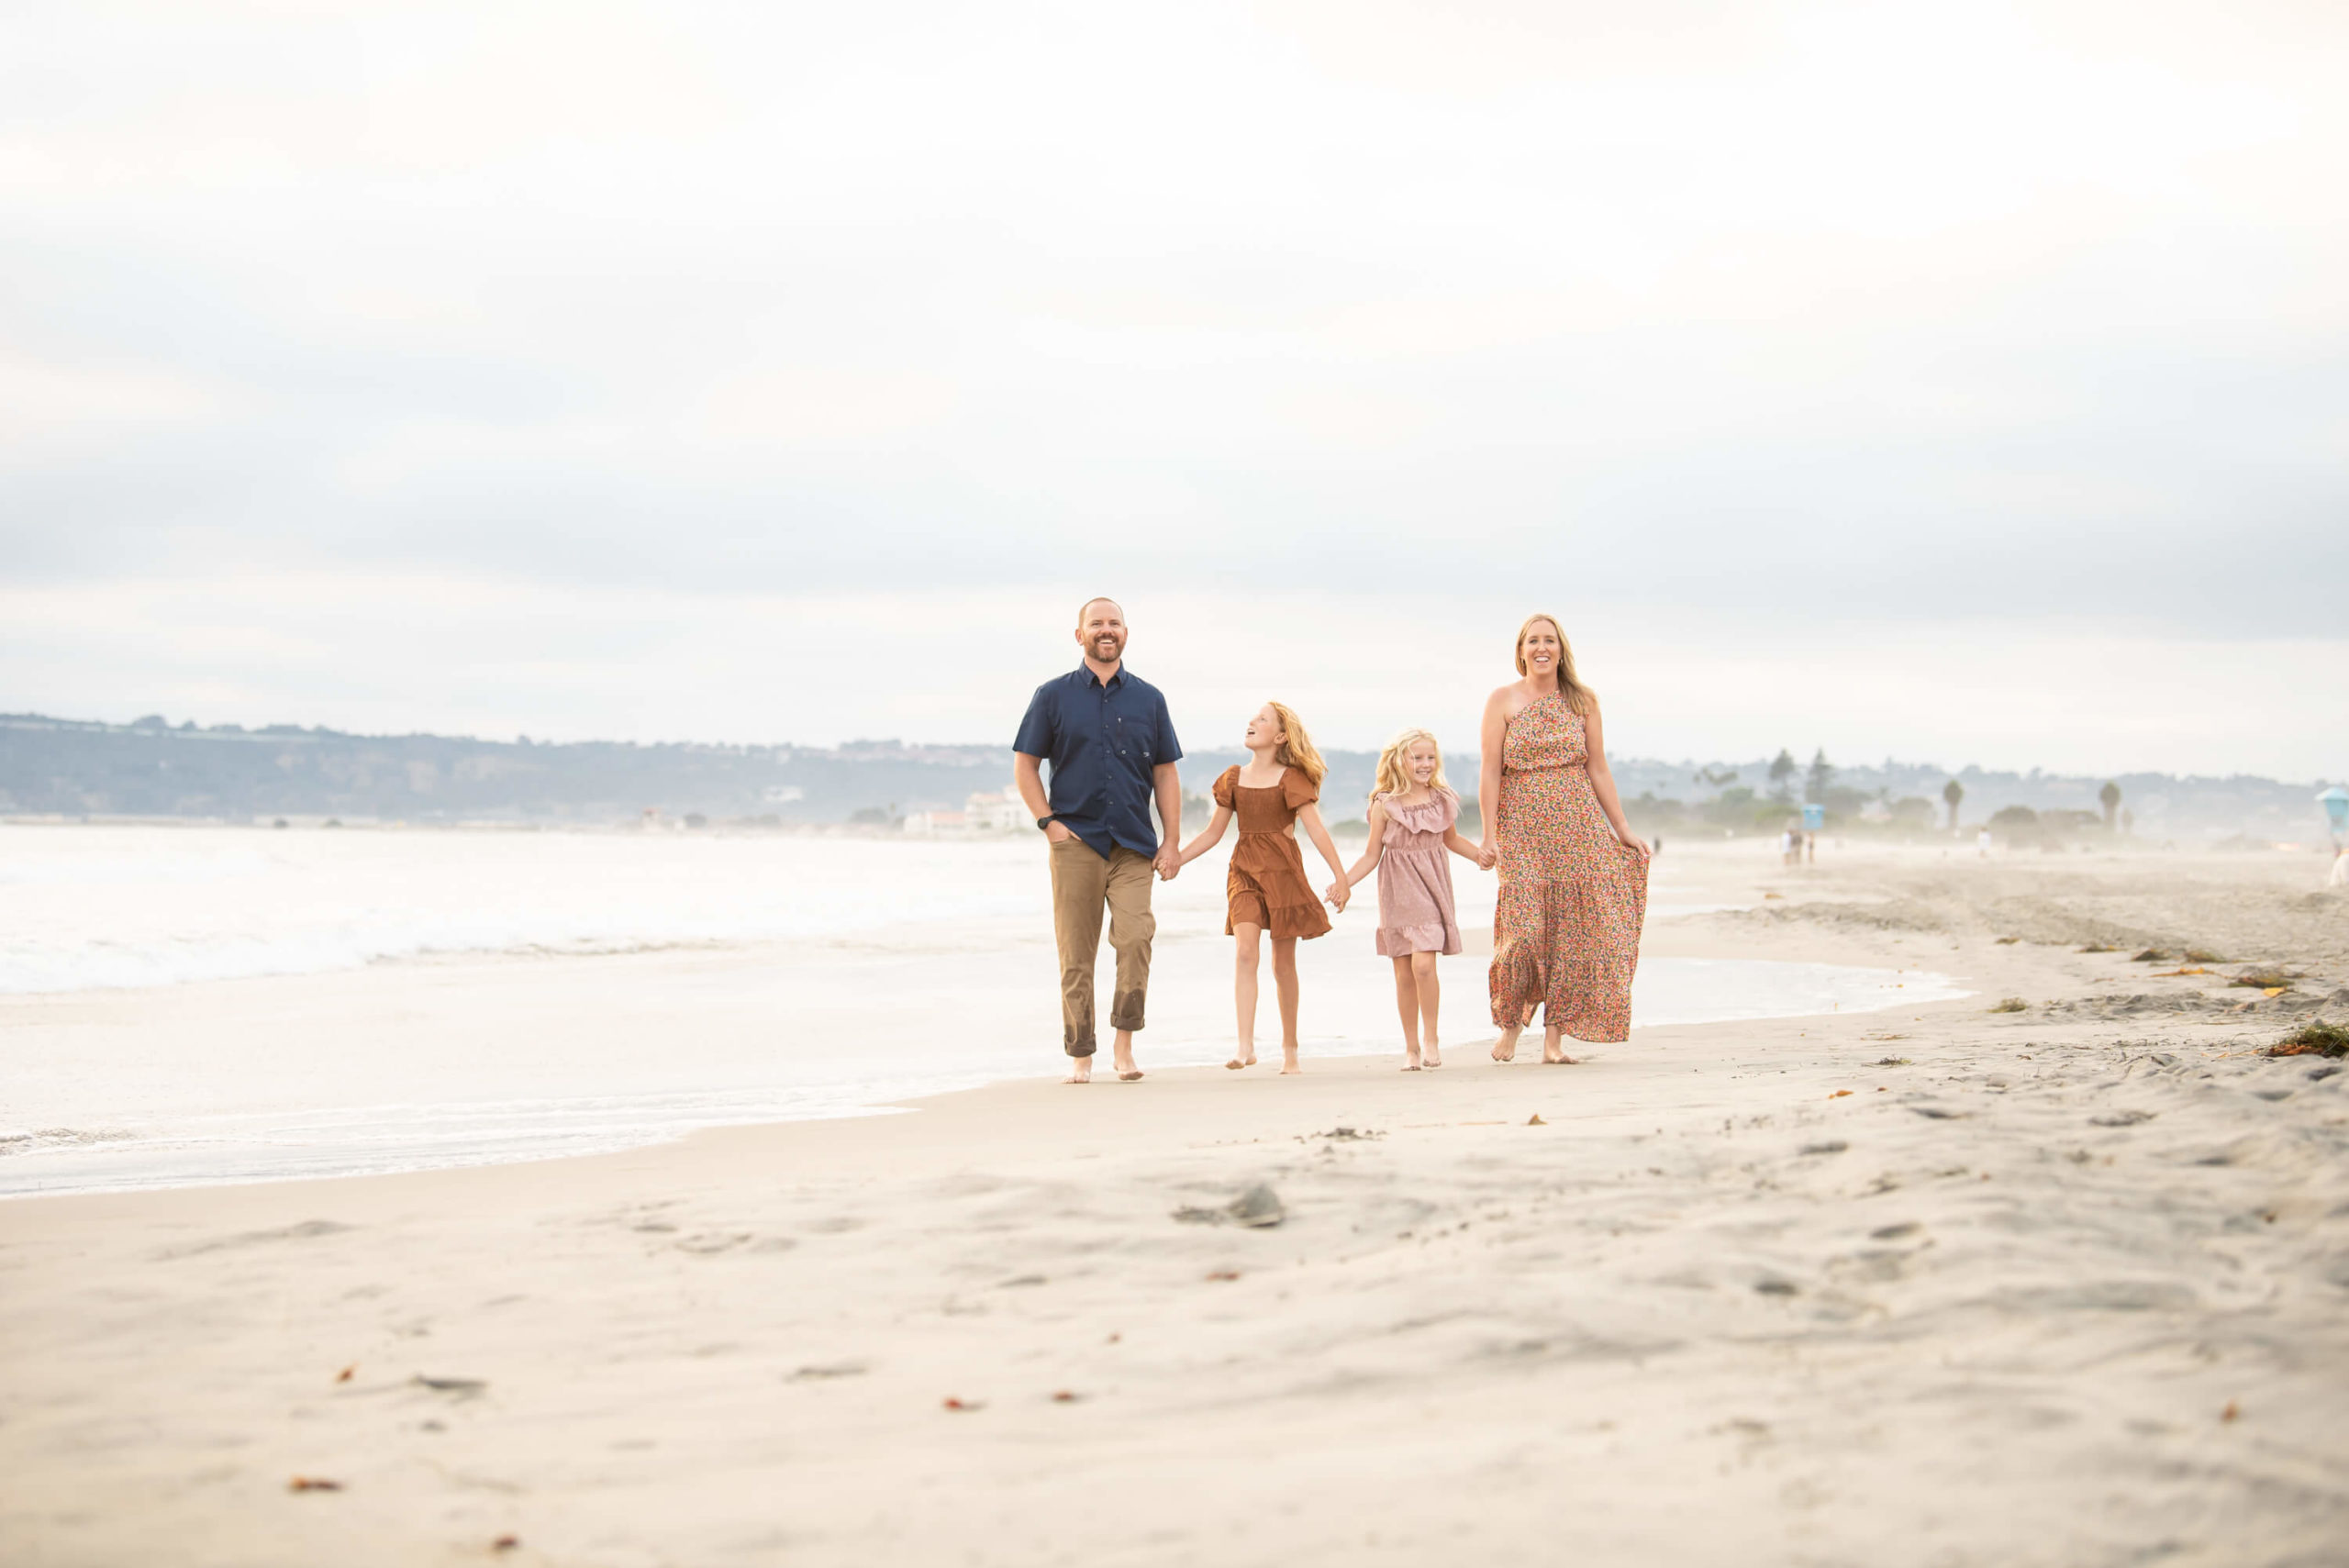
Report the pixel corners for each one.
[1013,598,1183,1084]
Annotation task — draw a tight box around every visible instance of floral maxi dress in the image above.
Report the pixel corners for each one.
[1487,692,1648,1040]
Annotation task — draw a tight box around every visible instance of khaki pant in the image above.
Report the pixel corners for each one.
[1048,839,1155,1057]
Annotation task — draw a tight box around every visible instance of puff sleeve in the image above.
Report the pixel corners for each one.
[1281,769,1319,811]
[1212,766,1240,809]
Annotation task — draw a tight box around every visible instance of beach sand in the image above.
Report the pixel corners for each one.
[4,842,2345,1565]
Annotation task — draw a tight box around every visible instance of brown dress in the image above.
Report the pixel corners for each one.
[1213,765,1333,940]
[1487,692,1647,1040]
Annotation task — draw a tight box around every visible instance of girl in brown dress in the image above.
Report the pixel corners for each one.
[1476,614,1650,1063]
[1174,701,1350,1075]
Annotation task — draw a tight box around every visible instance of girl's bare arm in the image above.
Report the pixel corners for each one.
[1442,827,1485,863]
[1582,701,1648,854]
[1177,806,1233,865]
[1297,802,1352,909]
[1335,800,1387,890]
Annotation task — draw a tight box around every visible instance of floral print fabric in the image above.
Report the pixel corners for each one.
[1487,693,1647,1040]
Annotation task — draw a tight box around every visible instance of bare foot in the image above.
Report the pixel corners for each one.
[1113,1049,1141,1082]
[1541,1032,1576,1065]
[1225,1051,1257,1071]
[1402,1044,1422,1071]
[1491,1028,1521,1062]
[1064,1058,1094,1084]
[1423,1040,1442,1069]
[1119,1070,1145,1081]
[1279,1049,1302,1076]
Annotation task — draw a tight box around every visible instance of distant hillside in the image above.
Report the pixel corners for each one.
[0,714,1005,827]
[0,713,2333,842]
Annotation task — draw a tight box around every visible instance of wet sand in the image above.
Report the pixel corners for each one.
[3,841,2345,1566]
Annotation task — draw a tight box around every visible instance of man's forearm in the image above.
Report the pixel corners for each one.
[1154,766,1182,845]
[1013,754,1051,820]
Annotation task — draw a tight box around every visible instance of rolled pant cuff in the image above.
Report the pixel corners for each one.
[1064,1033,1097,1058]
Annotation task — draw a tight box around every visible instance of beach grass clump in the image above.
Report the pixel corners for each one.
[2080,943,2118,954]
[2184,948,2227,963]
[1989,997,2029,1014]
[2131,949,2170,962]
[2230,968,2299,990]
[2268,1020,2349,1059]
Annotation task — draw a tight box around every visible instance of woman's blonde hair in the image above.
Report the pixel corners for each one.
[1515,612,1594,715]
[1264,700,1327,786]
[1373,728,1450,801]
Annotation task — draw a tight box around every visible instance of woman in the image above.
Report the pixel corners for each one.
[1477,614,1649,1062]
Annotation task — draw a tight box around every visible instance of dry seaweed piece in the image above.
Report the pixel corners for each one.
[287,1476,343,1493]
[2131,949,2170,962]
[2080,944,2118,953]
[2268,1020,2349,1059]
[1174,1184,1286,1228]
[2183,948,2227,963]
[1988,997,2028,1013]
[2230,968,2299,990]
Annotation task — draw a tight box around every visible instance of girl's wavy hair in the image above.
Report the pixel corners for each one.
[1264,700,1327,787]
[1516,612,1595,715]
[1372,728,1450,802]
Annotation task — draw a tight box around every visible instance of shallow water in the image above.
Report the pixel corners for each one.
[0,826,1965,1195]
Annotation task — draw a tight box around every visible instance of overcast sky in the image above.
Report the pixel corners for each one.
[4,1,2343,777]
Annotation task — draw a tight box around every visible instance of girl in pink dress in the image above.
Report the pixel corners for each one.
[1330,728,1492,1070]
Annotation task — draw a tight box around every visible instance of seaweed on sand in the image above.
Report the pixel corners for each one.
[2268,1021,2349,1059]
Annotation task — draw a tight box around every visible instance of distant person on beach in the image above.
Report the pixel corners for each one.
[1977,827,1993,859]
[1479,614,1649,1064]
[2331,848,2348,889]
[1013,598,1183,1084]
[1329,728,1490,1071]
[1174,702,1350,1075]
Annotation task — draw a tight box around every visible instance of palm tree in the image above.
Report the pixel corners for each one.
[1943,778,1965,832]
[2099,780,2121,831]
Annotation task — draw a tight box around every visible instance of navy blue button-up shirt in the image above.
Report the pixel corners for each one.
[1013,664,1182,859]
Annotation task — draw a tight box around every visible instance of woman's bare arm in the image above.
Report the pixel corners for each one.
[1477,686,1510,862]
[1582,700,1648,854]
[1176,806,1233,864]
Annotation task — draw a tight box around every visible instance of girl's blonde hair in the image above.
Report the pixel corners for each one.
[1264,700,1327,786]
[1373,728,1450,801]
[1515,612,1595,715]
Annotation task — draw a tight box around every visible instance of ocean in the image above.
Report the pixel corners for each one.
[0,825,1964,1195]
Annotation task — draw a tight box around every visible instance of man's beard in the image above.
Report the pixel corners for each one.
[1089,634,1124,661]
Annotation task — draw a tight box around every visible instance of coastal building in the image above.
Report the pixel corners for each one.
[963,784,1029,832]
[902,784,1028,837]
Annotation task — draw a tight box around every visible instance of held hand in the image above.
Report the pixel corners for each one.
[1476,839,1498,871]
[1155,844,1183,881]
[1323,880,1347,909]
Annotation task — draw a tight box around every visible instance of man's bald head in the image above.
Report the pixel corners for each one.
[1075,596,1124,628]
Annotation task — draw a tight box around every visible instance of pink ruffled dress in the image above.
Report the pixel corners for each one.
[1371,787,1463,957]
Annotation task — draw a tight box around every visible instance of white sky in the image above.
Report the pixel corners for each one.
[4,1,2343,775]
